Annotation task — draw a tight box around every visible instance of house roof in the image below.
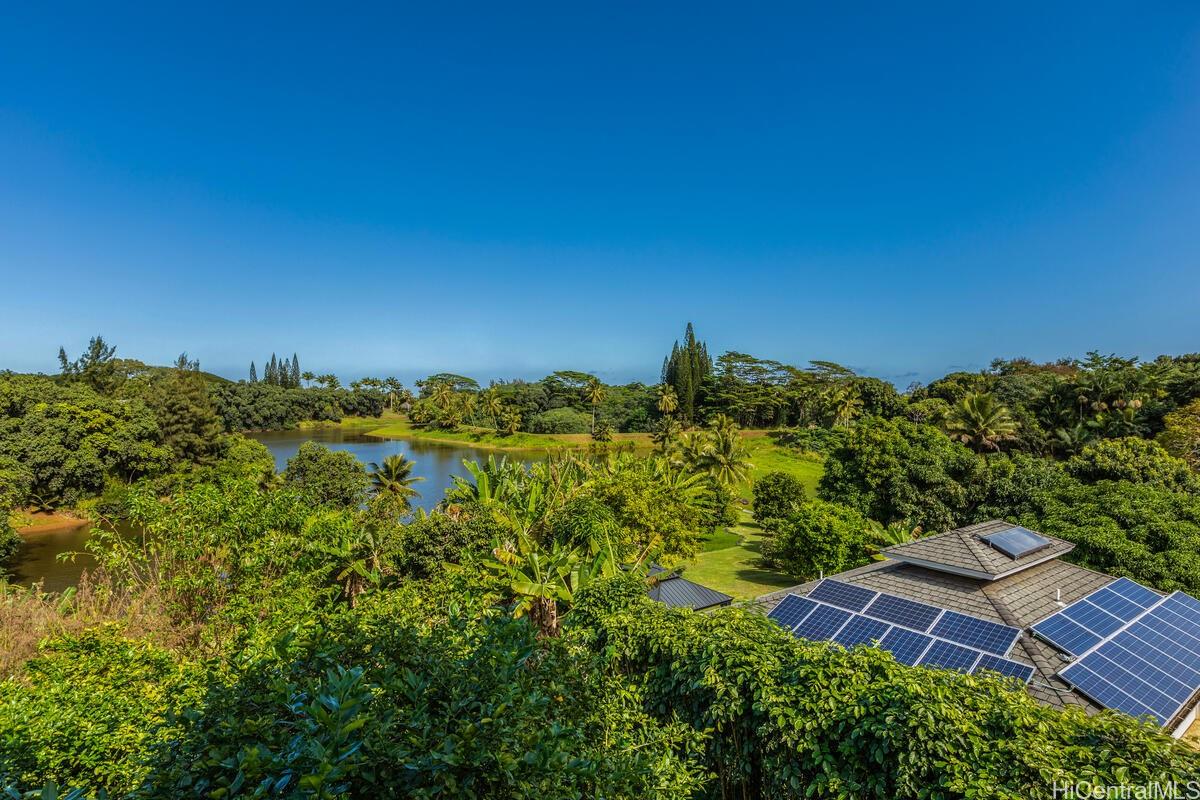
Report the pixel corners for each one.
[881,519,1075,580]
[755,521,1130,714]
[648,575,733,611]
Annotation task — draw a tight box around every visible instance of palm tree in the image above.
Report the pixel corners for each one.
[368,454,424,512]
[430,382,454,411]
[698,427,753,488]
[656,384,679,417]
[866,521,924,560]
[481,389,504,428]
[651,415,682,453]
[944,392,1019,453]
[585,377,605,434]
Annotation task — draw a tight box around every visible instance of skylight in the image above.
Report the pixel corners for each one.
[981,526,1051,559]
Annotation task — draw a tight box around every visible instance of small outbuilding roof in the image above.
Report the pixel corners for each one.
[647,569,733,611]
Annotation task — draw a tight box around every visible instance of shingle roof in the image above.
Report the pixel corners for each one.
[648,575,733,611]
[755,521,1125,713]
[881,519,1074,580]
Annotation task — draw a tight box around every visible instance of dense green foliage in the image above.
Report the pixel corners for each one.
[0,374,171,507]
[282,441,371,509]
[213,383,384,431]
[817,418,1200,595]
[751,469,807,525]
[761,498,872,579]
[819,416,984,531]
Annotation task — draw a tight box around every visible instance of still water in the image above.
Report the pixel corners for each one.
[9,427,542,592]
[251,426,544,513]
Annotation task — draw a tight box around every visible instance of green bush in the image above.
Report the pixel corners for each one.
[282,441,370,508]
[524,407,592,434]
[135,587,707,798]
[761,498,871,579]
[547,496,620,548]
[751,470,806,525]
[1066,437,1198,491]
[0,627,200,794]
[396,504,506,578]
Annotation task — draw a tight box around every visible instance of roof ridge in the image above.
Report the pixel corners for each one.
[957,527,992,573]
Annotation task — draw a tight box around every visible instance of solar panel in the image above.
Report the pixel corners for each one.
[972,654,1035,683]
[807,579,878,612]
[1061,600,1124,638]
[981,526,1051,559]
[1106,577,1160,609]
[1058,662,1162,723]
[919,640,981,672]
[767,595,818,630]
[767,588,1035,682]
[1033,613,1103,656]
[930,611,1021,656]
[1085,587,1145,623]
[1041,579,1200,728]
[832,615,890,648]
[877,627,933,666]
[863,593,943,632]
[793,604,853,641]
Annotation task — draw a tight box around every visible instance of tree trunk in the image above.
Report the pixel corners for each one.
[532,597,560,637]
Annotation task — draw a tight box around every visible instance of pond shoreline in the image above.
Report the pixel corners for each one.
[15,510,90,537]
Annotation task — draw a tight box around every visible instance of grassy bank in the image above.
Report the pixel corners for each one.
[676,514,800,601]
[367,417,655,452]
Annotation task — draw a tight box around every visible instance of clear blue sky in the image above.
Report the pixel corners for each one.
[2,3,1199,386]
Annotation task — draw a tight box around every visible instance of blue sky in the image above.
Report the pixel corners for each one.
[2,3,1199,386]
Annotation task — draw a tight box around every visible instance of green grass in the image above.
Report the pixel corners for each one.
[675,514,801,601]
[741,434,824,499]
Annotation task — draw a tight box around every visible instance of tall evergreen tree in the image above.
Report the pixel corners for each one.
[249,362,258,383]
[266,354,278,386]
[290,354,301,389]
[662,322,711,424]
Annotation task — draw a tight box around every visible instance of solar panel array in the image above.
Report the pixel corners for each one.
[768,580,1033,683]
[1032,578,1200,726]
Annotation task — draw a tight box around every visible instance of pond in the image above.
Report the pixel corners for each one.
[7,517,139,594]
[8,427,543,592]
[250,426,545,513]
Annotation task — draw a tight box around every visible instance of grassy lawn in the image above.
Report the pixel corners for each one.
[741,435,823,499]
[675,514,801,601]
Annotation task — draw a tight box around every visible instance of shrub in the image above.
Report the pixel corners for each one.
[1066,437,1198,492]
[282,441,369,508]
[751,470,806,525]
[0,627,200,794]
[761,498,871,579]
[525,407,591,434]
[547,496,620,548]
[397,506,503,578]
